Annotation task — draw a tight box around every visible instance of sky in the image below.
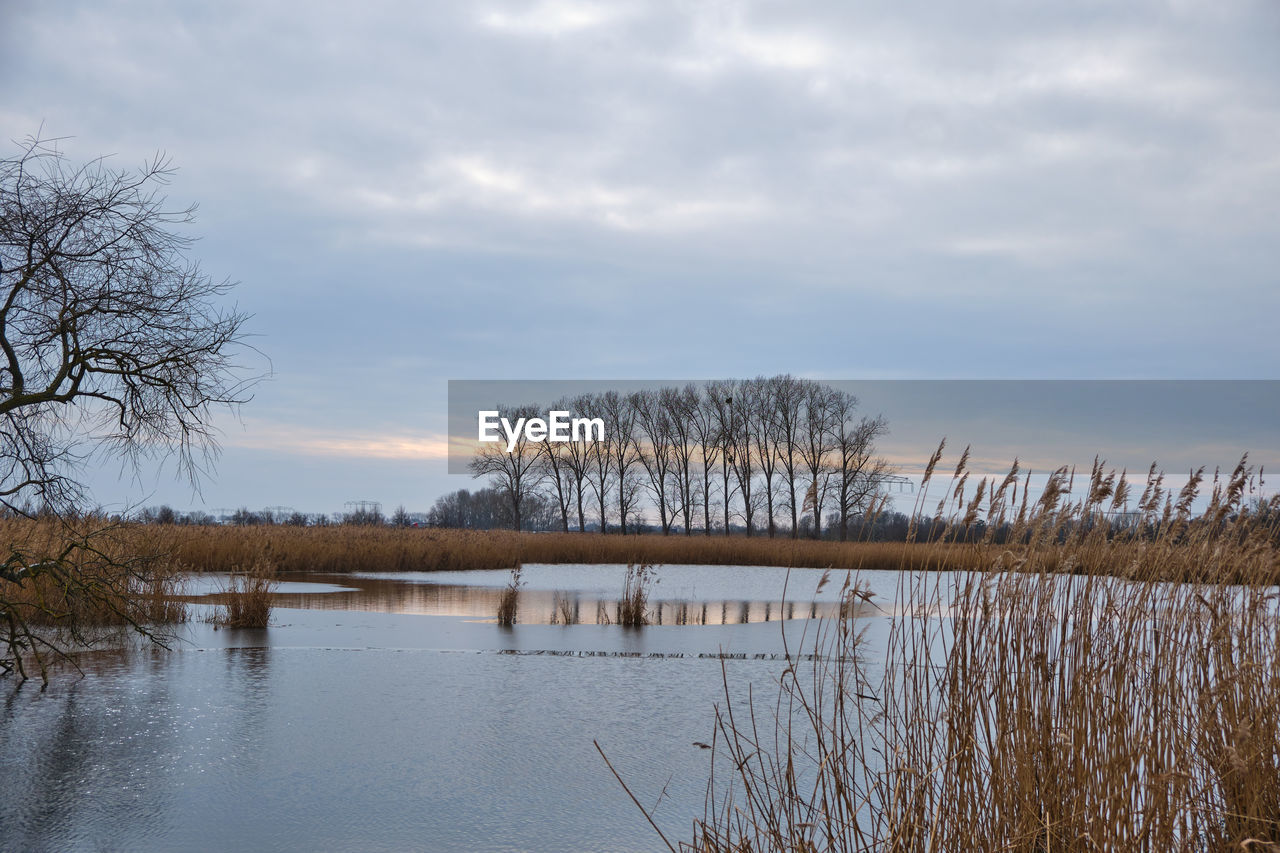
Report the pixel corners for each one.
[2,1,1278,515]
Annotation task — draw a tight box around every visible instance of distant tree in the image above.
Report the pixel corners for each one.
[772,375,807,538]
[231,507,262,526]
[632,389,678,534]
[343,506,385,526]
[181,510,218,526]
[664,384,701,535]
[798,382,839,538]
[390,505,412,527]
[427,487,553,530]
[599,391,641,534]
[469,405,543,532]
[139,505,177,525]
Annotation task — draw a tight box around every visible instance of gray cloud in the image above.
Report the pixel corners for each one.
[3,0,1277,511]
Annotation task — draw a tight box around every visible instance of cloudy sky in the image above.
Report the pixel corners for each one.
[3,1,1278,514]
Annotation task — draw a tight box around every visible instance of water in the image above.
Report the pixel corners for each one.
[0,564,884,853]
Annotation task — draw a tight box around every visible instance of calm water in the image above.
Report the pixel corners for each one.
[1,564,898,852]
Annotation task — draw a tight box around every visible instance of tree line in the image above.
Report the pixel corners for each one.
[468,376,897,539]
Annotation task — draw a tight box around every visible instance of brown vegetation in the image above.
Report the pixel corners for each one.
[604,448,1280,852]
[208,556,276,629]
[148,504,1276,587]
[615,562,657,626]
[161,524,954,575]
[496,564,522,626]
[0,519,188,680]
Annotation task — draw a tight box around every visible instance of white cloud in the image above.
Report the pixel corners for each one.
[223,421,451,461]
[479,0,628,36]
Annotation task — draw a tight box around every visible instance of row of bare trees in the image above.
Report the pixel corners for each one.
[468,376,895,538]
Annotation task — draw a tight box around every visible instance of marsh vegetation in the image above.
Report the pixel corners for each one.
[610,448,1280,851]
[208,556,277,629]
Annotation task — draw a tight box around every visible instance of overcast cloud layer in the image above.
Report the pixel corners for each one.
[3,1,1278,512]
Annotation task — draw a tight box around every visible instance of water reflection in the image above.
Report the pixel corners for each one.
[185,564,866,626]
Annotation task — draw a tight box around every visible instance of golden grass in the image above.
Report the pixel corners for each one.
[208,556,277,629]
[158,524,971,575]
[603,448,1280,852]
[496,564,522,626]
[0,519,188,628]
[634,560,1280,851]
[616,562,656,626]
[1,518,189,681]
[141,513,1274,586]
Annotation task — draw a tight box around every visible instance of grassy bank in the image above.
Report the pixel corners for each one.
[164,525,974,575]
[153,520,1275,584]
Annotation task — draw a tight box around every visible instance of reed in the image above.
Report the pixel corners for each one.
[159,524,971,577]
[210,556,276,629]
[117,452,1276,583]
[615,562,656,626]
[550,592,578,625]
[496,563,523,626]
[604,450,1280,852]
[1,518,188,629]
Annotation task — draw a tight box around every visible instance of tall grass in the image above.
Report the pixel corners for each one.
[616,562,657,626]
[606,449,1280,851]
[1,518,189,680]
[209,556,277,628]
[156,526,1017,577]
[550,592,578,625]
[496,563,523,626]
[122,452,1275,583]
[1,519,189,625]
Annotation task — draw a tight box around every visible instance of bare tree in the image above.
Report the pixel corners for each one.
[829,394,893,541]
[663,384,700,535]
[688,384,722,536]
[600,391,641,534]
[706,380,740,536]
[1,133,256,681]
[469,404,543,531]
[581,392,615,533]
[746,376,782,537]
[560,393,593,532]
[536,397,577,532]
[798,382,839,538]
[773,375,807,537]
[727,389,757,536]
[632,389,678,534]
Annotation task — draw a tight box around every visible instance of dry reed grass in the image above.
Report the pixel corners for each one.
[550,592,578,625]
[1,518,189,680]
[209,556,277,629]
[1,519,188,625]
[604,446,1280,852]
[496,563,523,626]
[616,562,657,626]
[126,451,1278,584]
[160,525,970,576]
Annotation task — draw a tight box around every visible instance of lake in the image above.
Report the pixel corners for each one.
[0,563,902,853]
